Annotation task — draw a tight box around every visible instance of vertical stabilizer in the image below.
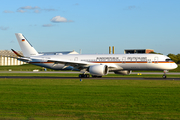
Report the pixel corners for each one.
[15,33,39,57]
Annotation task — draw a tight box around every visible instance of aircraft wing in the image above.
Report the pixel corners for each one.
[47,59,119,70]
[47,59,94,70]
[48,59,91,66]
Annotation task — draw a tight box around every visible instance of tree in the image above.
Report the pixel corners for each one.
[149,51,163,55]
[167,54,179,63]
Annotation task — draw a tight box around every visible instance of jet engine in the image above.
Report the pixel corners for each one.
[88,64,109,76]
[114,70,131,75]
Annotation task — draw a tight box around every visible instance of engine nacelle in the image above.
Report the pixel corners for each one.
[89,64,108,76]
[114,70,131,75]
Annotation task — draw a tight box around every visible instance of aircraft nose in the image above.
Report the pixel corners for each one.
[173,63,178,69]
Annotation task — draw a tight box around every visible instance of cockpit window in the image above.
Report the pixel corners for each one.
[166,59,173,62]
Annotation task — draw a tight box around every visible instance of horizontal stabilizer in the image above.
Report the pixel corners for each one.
[11,49,24,57]
[17,57,31,62]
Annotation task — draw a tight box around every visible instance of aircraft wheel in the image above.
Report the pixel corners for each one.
[162,75,167,79]
[92,75,96,78]
[86,74,90,78]
[79,74,90,78]
[79,74,82,78]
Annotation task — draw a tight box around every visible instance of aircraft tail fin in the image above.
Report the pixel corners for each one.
[15,33,39,57]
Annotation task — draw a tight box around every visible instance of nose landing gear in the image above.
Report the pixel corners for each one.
[162,70,168,79]
[162,74,166,79]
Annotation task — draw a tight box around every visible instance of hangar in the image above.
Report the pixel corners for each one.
[0,50,25,66]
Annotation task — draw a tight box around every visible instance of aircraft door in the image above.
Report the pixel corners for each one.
[122,57,126,63]
[74,57,78,61]
[154,57,158,64]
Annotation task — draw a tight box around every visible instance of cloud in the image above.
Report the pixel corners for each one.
[128,6,136,10]
[51,16,73,23]
[51,16,67,22]
[73,3,79,6]
[30,24,37,27]
[34,10,40,13]
[17,6,57,13]
[42,24,54,27]
[44,9,57,12]
[124,6,139,10]
[17,9,26,13]
[20,6,40,10]
[3,10,14,13]
[17,6,40,13]
[0,26,9,30]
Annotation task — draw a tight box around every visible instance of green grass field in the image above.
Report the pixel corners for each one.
[0,64,179,119]
[0,77,180,119]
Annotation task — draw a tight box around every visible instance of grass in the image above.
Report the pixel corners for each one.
[0,78,180,119]
[0,64,179,119]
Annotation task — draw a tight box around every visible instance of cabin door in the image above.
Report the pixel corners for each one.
[122,57,126,63]
[154,57,158,64]
[74,57,78,61]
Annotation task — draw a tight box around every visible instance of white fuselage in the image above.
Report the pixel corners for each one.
[28,53,177,71]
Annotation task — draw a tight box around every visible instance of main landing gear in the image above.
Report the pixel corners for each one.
[162,70,168,79]
[79,74,90,78]
[78,74,102,78]
[92,75,102,78]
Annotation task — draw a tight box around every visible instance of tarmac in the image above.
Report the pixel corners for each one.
[0,71,180,75]
[0,71,179,80]
[0,76,179,80]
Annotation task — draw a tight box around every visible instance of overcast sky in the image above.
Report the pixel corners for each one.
[1,0,180,55]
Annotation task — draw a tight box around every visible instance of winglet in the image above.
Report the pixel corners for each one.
[11,49,24,57]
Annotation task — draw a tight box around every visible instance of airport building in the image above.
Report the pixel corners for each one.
[124,49,154,54]
[108,47,154,54]
[0,50,25,66]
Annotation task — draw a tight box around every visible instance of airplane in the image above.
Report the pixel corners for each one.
[12,33,178,78]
